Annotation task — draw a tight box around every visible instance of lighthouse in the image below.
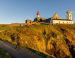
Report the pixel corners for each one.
[36,11,40,17]
[66,9,73,20]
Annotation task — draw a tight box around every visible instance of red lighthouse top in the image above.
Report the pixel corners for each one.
[36,11,40,16]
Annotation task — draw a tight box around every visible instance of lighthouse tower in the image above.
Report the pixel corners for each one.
[66,9,73,20]
[36,11,40,17]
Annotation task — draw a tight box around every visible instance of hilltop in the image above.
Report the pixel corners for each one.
[0,24,75,58]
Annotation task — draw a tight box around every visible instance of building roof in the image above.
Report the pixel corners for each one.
[67,9,72,13]
[52,12,61,19]
[52,19,72,21]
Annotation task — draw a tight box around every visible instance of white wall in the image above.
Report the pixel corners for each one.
[52,20,73,24]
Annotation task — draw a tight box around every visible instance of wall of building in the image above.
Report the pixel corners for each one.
[52,20,73,24]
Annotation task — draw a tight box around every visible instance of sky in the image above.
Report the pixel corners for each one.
[0,0,75,24]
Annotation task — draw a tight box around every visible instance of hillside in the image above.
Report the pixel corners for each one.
[0,24,75,58]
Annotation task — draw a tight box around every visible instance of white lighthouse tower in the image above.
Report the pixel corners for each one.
[66,9,73,20]
[36,11,40,17]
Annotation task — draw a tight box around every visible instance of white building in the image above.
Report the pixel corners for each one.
[50,10,73,24]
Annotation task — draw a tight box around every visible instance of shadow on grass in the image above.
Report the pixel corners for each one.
[26,47,56,58]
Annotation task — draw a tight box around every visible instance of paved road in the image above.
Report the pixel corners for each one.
[0,40,42,58]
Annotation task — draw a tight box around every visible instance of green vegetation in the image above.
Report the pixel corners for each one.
[0,24,75,58]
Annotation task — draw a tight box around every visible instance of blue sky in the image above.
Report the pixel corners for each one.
[0,0,75,24]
